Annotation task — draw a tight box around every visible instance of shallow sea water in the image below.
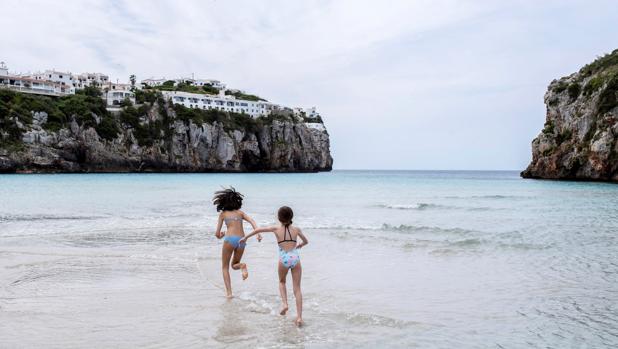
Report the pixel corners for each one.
[1,171,617,348]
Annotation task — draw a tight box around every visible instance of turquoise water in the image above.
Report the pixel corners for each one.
[1,171,617,348]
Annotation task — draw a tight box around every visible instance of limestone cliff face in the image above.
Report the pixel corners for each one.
[522,50,618,182]
[0,101,333,173]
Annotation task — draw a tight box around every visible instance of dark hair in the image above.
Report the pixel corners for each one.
[213,187,243,212]
[278,206,293,226]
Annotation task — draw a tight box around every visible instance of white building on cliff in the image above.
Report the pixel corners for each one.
[1,63,320,120]
[0,62,74,96]
[161,90,270,118]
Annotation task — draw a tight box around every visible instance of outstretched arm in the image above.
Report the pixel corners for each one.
[296,228,308,249]
[242,211,262,242]
[214,213,224,239]
[240,226,277,243]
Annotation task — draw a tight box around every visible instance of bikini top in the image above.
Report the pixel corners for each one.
[278,225,296,244]
[223,216,242,225]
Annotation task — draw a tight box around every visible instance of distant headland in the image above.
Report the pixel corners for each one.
[522,49,618,182]
[0,62,333,173]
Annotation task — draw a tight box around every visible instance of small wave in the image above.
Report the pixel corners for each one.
[303,224,379,231]
[375,203,447,210]
[466,206,494,211]
[445,194,530,200]
[381,224,474,235]
[449,238,482,246]
[334,312,416,329]
[497,242,551,250]
[376,203,497,211]
[0,214,107,222]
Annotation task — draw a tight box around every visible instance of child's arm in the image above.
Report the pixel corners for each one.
[296,228,309,249]
[241,211,263,242]
[240,226,276,243]
[214,213,224,239]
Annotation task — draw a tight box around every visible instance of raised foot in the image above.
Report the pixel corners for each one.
[295,318,304,327]
[241,264,248,280]
[279,305,289,315]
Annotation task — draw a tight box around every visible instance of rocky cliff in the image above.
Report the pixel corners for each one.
[522,49,618,182]
[0,90,333,173]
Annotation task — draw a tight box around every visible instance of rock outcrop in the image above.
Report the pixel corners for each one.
[522,49,618,182]
[0,99,333,173]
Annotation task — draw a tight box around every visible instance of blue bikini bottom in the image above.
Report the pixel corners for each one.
[223,235,246,249]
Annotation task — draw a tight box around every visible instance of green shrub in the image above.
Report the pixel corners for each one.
[224,90,265,101]
[120,105,141,128]
[173,104,205,125]
[301,114,323,123]
[135,89,158,104]
[76,85,103,98]
[0,88,114,135]
[542,121,554,135]
[548,98,559,107]
[555,129,572,145]
[0,99,9,119]
[120,98,133,108]
[567,83,581,100]
[133,125,155,147]
[553,81,568,93]
[598,75,618,114]
[583,76,605,96]
[202,85,220,95]
[95,115,119,141]
[580,49,618,77]
[257,112,294,124]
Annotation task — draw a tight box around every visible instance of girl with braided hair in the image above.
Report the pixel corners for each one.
[240,206,308,326]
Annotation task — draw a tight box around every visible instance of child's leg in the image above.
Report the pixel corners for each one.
[278,262,289,315]
[231,247,248,280]
[291,262,303,326]
[221,244,234,298]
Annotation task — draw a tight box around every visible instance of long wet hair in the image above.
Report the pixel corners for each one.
[213,187,244,212]
[278,206,293,227]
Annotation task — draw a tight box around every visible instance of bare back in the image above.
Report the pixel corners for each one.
[275,225,300,251]
[221,210,246,237]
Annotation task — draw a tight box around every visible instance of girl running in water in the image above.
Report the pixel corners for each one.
[213,188,261,298]
[240,206,308,326]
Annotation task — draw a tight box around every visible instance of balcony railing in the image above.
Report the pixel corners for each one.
[0,84,68,97]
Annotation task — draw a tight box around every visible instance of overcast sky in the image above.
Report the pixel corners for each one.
[3,0,617,170]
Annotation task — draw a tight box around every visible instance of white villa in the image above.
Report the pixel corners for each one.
[184,78,225,89]
[293,106,319,118]
[73,72,109,89]
[106,90,135,107]
[103,81,132,92]
[29,70,109,90]
[141,77,226,90]
[31,70,75,92]
[162,90,270,118]
[141,78,168,87]
[0,63,74,96]
[0,62,117,99]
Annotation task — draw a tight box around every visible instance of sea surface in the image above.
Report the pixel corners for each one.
[0,171,617,348]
